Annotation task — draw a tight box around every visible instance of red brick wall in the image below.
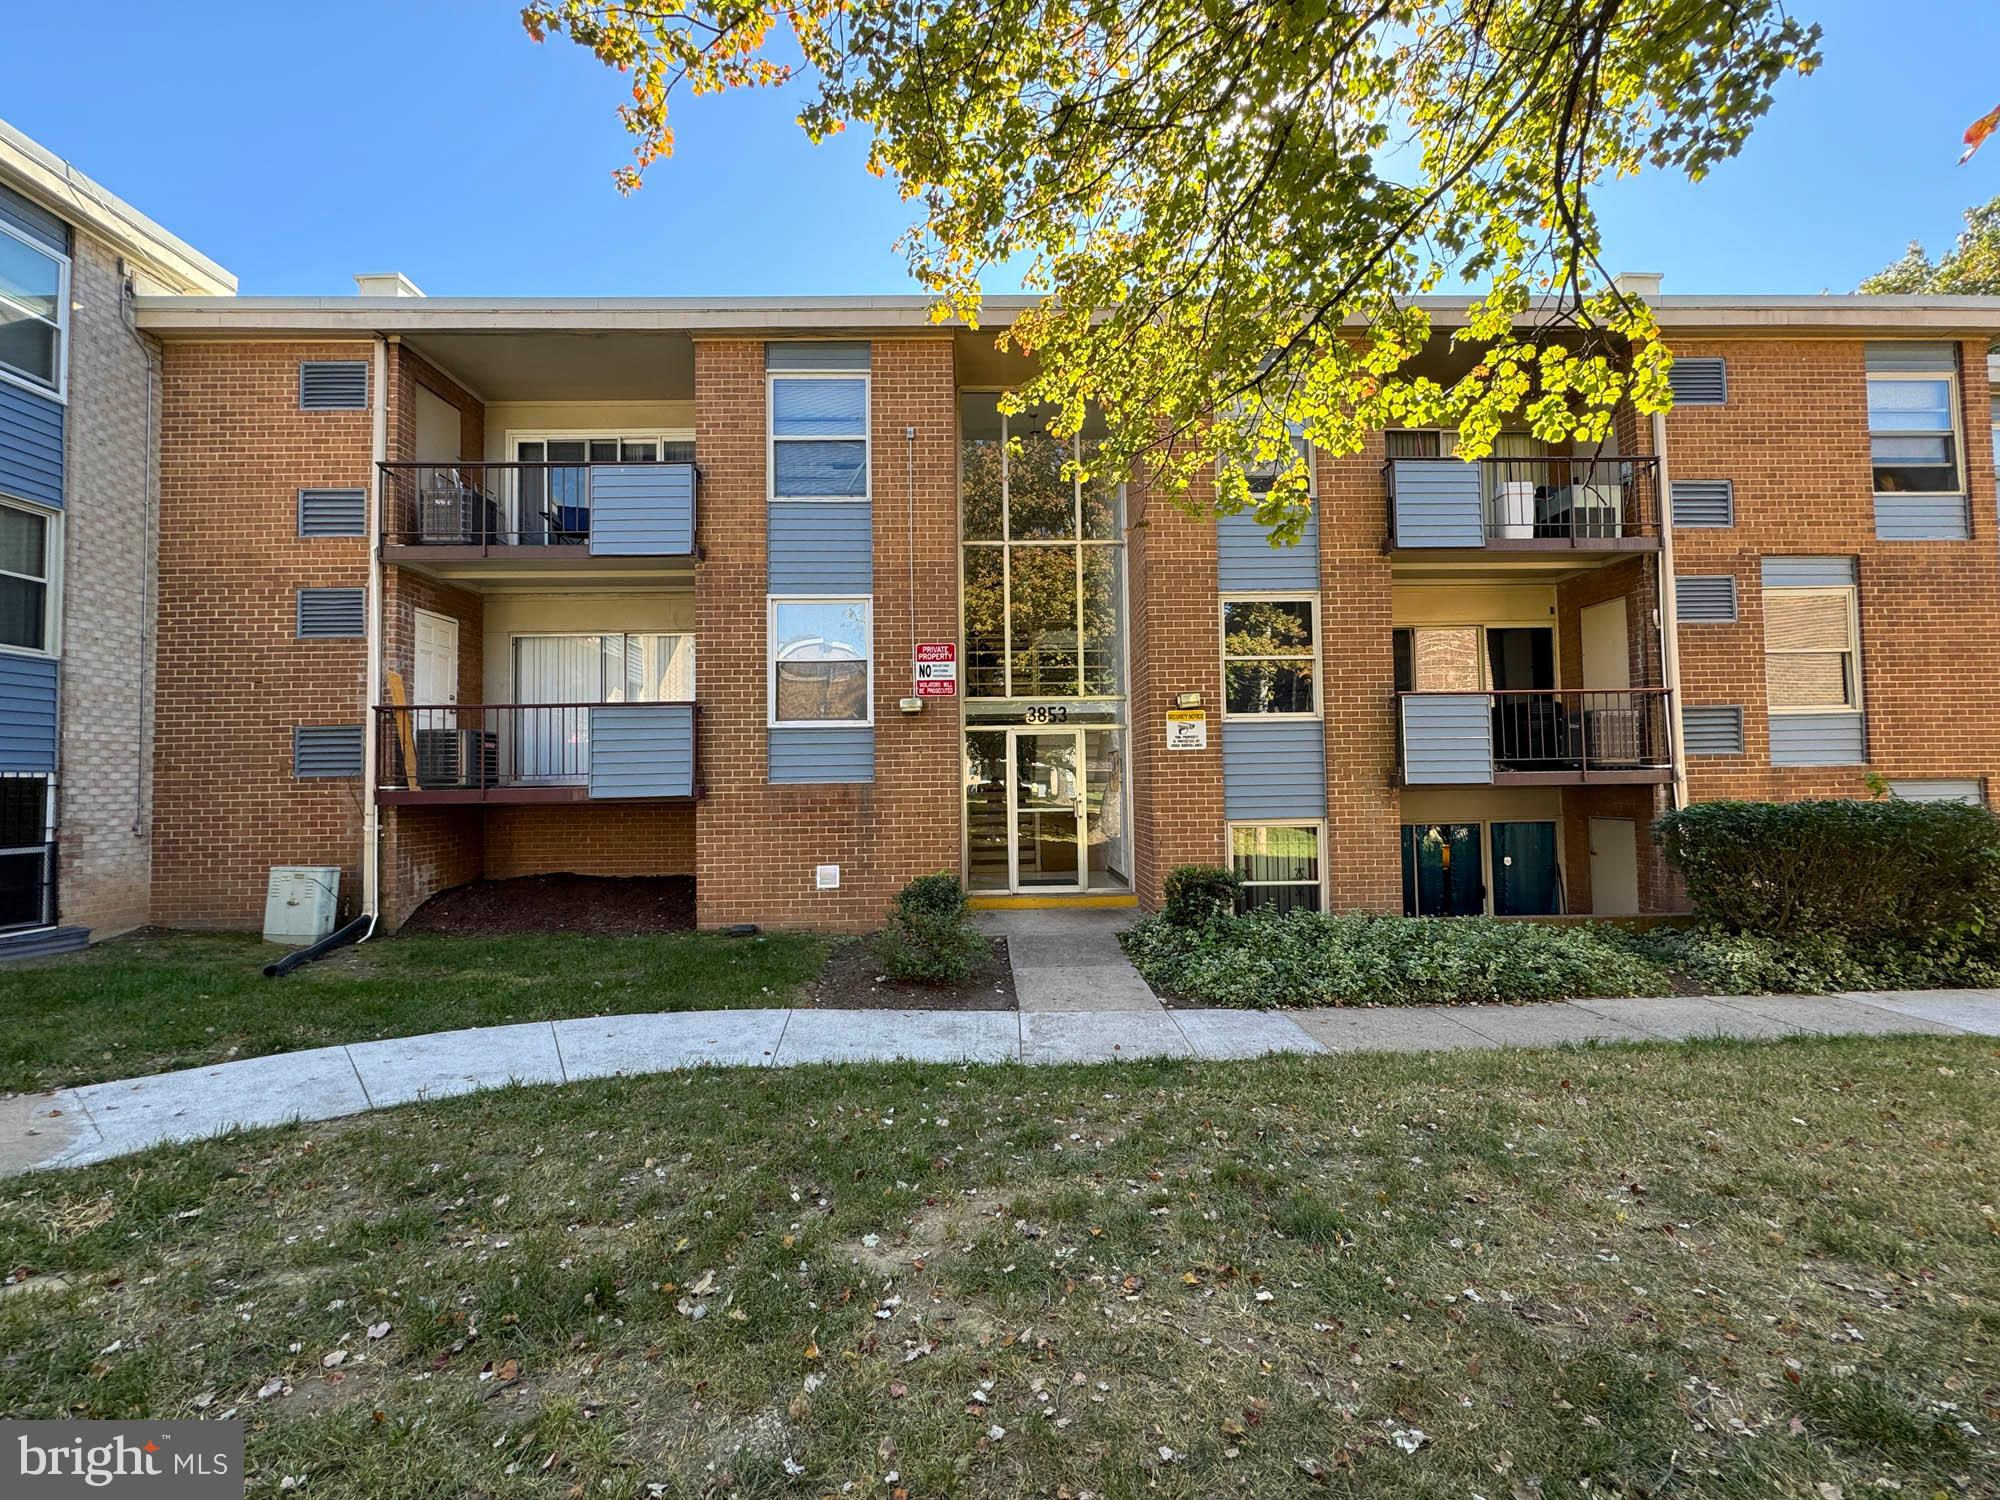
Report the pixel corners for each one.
[388,344,484,465]
[1127,452,1226,907]
[485,803,696,879]
[382,804,484,928]
[153,340,375,928]
[1321,441,1405,913]
[691,338,961,931]
[1666,336,2000,801]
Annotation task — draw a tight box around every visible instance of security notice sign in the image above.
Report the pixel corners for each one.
[915,641,958,698]
[1165,709,1208,750]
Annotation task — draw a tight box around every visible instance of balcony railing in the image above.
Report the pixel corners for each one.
[1399,688,1675,785]
[375,702,699,803]
[378,461,697,557]
[1384,455,1661,549]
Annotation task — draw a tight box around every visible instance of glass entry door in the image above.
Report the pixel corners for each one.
[966,727,1127,894]
[1014,730,1083,889]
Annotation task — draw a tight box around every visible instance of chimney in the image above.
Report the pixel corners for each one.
[353,272,425,298]
[1612,271,1663,300]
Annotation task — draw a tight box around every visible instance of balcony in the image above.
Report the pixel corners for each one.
[379,461,697,578]
[375,702,699,805]
[1398,689,1675,787]
[1384,456,1661,554]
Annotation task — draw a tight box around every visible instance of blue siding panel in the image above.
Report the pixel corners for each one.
[1400,695,1494,784]
[1217,509,1319,590]
[589,704,696,799]
[768,502,874,591]
[0,382,64,508]
[588,462,697,556]
[769,725,875,783]
[766,341,871,372]
[1389,459,1483,547]
[1222,719,1326,820]
[1762,556,1856,588]
[1769,712,1866,766]
[1864,342,1955,374]
[1874,495,1969,541]
[0,653,58,772]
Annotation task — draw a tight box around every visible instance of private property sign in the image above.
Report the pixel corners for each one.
[915,641,958,697]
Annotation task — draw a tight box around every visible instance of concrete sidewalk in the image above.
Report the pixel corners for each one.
[3,988,1994,1178]
[979,908,1164,1012]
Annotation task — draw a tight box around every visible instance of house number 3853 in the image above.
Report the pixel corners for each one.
[1024,705,1070,724]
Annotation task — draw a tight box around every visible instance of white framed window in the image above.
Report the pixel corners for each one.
[1229,822,1324,913]
[1220,595,1320,717]
[769,372,870,502]
[508,430,695,464]
[0,498,58,656]
[1384,427,1459,459]
[1238,425,1316,496]
[1867,371,1961,495]
[1764,586,1862,714]
[769,595,873,726]
[0,219,69,399]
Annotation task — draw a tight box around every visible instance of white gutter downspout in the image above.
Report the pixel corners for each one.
[1652,408,1689,811]
[361,335,389,929]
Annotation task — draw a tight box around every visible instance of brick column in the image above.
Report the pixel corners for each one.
[693,337,961,931]
[1320,440,1404,913]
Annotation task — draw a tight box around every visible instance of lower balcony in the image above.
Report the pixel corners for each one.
[375,702,699,804]
[1398,689,1675,787]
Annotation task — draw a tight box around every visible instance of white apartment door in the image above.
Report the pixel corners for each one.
[1579,600,1631,691]
[413,610,459,731]
[1589,816,1641,916]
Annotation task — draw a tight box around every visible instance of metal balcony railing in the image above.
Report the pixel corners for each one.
[1398,688,1675,783]
[375,702,699,801]
[377,461,697,555]
[1384,455,1662,547]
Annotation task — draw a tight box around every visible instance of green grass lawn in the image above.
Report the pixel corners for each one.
[2,1037,1995,1498]
[0,930,826,1092]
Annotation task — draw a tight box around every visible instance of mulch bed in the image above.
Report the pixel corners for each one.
[796,936,1018,1010]
[401,874,696,937]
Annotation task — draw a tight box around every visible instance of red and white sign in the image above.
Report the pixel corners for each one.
[914,641,958,697]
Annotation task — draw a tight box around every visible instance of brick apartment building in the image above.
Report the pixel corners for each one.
[6,126,2000,946]
[0,122,234,959]
[107,285,2000,935]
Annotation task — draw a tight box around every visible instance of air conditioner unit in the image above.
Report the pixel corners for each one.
[415,728,498,788]
[1584,707,1643,765]
[419,475,469,543]
[1570,480,1623,539]
[263,866,339,946]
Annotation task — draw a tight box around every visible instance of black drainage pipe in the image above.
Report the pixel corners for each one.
[264,914,375,978]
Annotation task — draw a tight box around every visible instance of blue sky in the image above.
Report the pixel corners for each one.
[7,0,1998,297]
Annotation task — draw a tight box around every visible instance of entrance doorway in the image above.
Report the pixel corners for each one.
[965,727,1129,894]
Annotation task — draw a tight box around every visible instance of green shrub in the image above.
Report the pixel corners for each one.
[1623,925,2000,995]
[1121,909,1671,1008]
[875,873,989,985]
[1162,864,1244,928]
[1655,800,2000,956]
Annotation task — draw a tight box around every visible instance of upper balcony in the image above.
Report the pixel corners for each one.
[379,460,698,584]
[1397,688,1675,787]
[1384,456,1661,558]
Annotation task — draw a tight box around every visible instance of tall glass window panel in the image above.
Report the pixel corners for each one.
[1085,730,1129,890]
[965,730,1009,891]
[1231,824,1322,913]
[1080,425,1120,540]
[1867,375,1959,493]
[1007,412,1076,540]
[1222,599,1317,715]
[0,507,47,651]
[773,377,868,498]
[1081,548,1124,697]
[0,229,63,390]
[1008,546,1080,696]
[773,599,871,723]
[962,546,1006,697]
[960,394,1004,540]
[622,634,696,701]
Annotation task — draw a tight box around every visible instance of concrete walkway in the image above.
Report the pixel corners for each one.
[3,988,1994,1178]
[979,908,1164,1012]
